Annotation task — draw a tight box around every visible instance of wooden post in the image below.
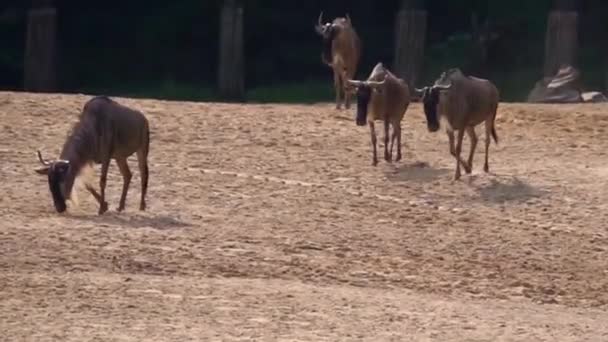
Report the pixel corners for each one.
[543,1,578,77]
[24,0,57,92]
[217,0,245,101]
[393,0,427,88]
[470,12,497,76]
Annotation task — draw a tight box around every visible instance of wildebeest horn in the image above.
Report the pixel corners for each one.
[347,80,364,87]
[433,83,452,90]
[315,11,325,34]
[37,150,50,166]
[366,76,387,89]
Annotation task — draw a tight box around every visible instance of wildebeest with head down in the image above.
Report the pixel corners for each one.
[347,63,411,166]
[35,96,150,214]
[416,68,499,180]
[315,12,361,110]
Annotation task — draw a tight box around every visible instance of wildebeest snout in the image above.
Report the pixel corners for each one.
[428,123,440,132]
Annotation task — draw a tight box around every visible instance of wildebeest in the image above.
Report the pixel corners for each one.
[347,62,411,166]
[416,68,499,180]
[35,96,150,214]
[315,12,361,110]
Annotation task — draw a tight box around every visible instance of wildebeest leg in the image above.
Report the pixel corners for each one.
[334,70,342,109]
[454,129,466,180]
[447,130,470,172]
[85,184,106,208]
[137,147,149,211]
[393,122,402,162]
[389,123,396,157]
[465,126,477,174]
[98,158,110,215]
[484,119,491,172]
[116,158,132,212]
[343,70,351,110]
[369,121,378,166]
[384,119,391,162]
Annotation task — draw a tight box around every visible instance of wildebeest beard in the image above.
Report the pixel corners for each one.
[355,85,372,126]
[321,27,338,65]
[47,163,71,213]
[422,88,441,132]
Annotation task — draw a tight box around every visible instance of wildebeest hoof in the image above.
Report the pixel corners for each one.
[98,202,108,215]
[372,159,378,166]
[454,170,462,181]
[395,154,402,162]
[139,202,146,211]
[483,164,489,173]
[384,154,392,163]
[117,204,125,212]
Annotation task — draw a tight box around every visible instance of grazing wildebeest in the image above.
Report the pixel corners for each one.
[346,62,411,166]
[416,68,499,180]
[315,11,361,110]
[35,96,150,214]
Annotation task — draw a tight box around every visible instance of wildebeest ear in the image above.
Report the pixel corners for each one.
[35,166,50,175]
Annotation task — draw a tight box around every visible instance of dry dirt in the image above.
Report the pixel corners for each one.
[1,91,607,341]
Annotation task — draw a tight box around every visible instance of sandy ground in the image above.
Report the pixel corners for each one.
[1,91,607,341]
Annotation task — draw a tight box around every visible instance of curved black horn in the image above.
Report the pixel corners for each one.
[37,150,50,166]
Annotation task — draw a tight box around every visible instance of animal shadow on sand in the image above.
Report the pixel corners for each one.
[384,161,451,183]
[71,211,192,230]
[469,174,547,204]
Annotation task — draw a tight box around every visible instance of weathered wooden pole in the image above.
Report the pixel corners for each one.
[470,12,496,76]
[217,0,245,101]
[24,0,57,92]
[543,0,578,77]
[393,0,427,88]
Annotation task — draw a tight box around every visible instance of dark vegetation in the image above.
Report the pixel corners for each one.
[1,0,607,102]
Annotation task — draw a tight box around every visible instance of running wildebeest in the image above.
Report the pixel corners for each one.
[416,68,499,180]
[347,62,411,166]
[35,96,150,214]
[315,12,361,110]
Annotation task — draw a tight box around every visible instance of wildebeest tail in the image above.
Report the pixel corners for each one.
[144,124,150,156]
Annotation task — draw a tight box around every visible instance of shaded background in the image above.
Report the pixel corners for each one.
[1,0,607,102]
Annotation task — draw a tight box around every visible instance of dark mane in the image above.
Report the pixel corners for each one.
[60,105,102,167]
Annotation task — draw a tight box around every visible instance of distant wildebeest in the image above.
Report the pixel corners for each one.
[35,96,150,214]
[346,62,411,166]
[416,68,499,180]
[315,11,361,110]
